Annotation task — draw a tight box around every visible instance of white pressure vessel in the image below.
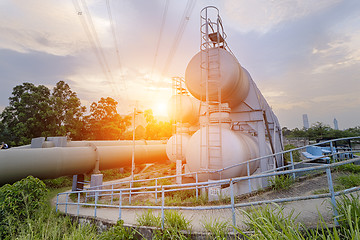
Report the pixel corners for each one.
[166,134,190,162]
[185,127,260,181]
[185,48,250,107]
[167,95,199,124]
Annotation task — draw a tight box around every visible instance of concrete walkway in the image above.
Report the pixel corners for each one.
[53,191,337,232]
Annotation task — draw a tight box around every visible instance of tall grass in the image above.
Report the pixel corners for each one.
[269,174,294,191]
[202,218,230,239]
[237,195,360,240]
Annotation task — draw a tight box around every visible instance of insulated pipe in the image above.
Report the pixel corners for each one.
[0,144,167,185]
[66,140,165,147]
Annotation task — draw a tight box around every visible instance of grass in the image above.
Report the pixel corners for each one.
[237,203,308,239]
[336,163,360,173]
[269,174,294,191]
[336,173,360,189]
[202,218,230,239]
[136,209,162,227]
[136,209,191,230]
[98,220,141,240]
[136,209,191,240]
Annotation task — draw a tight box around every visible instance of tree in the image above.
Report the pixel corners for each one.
[86,97,130,140]
[51,81,86,140]
[0,83,55,145]
[144,109,172,140]
[0,81,87,145]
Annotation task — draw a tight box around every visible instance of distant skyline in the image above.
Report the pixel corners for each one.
[0,0,359,129]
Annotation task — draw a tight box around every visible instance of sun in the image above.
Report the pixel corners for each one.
[153,102,168,117]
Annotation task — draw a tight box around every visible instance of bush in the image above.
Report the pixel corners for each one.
[0,176,49,238]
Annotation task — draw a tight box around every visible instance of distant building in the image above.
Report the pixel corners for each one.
[334,118,339,130]
[303,114,309,130]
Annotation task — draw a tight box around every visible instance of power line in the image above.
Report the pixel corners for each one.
[151,0,170,80]
[72,0,121,99]
[105,0,129,101]
[161,0,196,77]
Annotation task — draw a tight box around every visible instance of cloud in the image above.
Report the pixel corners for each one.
[223,0,342,33]
[0,0,112,56]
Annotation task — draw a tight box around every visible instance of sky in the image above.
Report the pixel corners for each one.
[0,0,359,130]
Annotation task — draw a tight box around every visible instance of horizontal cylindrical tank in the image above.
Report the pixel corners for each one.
[0,144,167,185]
[167,95,199,124]
[185,48,250,107]
[185,127,260,181]
[166,134,190,162]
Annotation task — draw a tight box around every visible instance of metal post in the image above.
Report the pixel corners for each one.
[290,151,296,179]
[330,141,335,162]
[56,194,59,212]
[196,172,199,200]
[77,192,80,216]
[326,167,338,225]
[230,180,236,232]
[94,191,98,217]
[161,186,165,230]
[118,191,122,220]
[111,185,114,205]
[65,193,68,214]
[155,179,158,204]
[129,182,132,204]
[131,107,136,183]
[247,162,251,193]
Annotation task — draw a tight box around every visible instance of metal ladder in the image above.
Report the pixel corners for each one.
[199,6,227,175]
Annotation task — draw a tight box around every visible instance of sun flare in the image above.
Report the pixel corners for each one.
[153,102,168,117]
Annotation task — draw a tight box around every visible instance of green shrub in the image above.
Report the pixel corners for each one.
[0,176,48,238]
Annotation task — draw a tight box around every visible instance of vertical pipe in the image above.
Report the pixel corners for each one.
[65,193,68,214]
[118,190,122,220]
[56,194,59,212]
[326,167,338,225]
[290,152,296,179]
[161,186,165,230]
[155,179,158,204]
[77,192,80,216]
[94,191,98,217]
[230,180,236,232]
[247,161,251,193]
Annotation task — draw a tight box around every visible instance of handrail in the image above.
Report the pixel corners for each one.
[56,136,360,230]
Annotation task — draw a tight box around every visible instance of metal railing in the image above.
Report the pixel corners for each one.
[56,137,360,230]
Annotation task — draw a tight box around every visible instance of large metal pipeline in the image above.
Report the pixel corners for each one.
[0,144,167,185]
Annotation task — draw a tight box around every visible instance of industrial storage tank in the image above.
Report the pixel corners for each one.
[185,126,260,181]
[166,134,190,163]
[185,48,250,107]
[167,95,199,124]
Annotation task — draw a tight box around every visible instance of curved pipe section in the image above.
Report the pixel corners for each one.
[0,144,167,185]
